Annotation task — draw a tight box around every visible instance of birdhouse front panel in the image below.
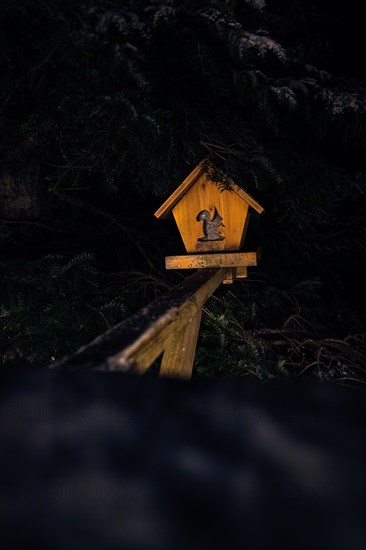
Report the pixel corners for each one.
[172,172,249,253]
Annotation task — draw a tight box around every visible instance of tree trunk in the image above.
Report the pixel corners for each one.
[0,161,41,220]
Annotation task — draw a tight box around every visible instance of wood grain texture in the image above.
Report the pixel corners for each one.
[172,174,249,253]
[154,160,264,220]
[240,210,251,249]
[51,268,228,380]
[165,251,258,270]
[160,307,202,379]
[154,162,204,219]
[236,266,248,279]
[231,183,264,214]
[223,268,237,285]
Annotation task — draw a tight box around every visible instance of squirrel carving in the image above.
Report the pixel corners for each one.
[196,208,225,241]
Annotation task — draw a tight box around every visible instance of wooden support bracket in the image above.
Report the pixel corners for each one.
[223,267,237,285]
[223,266,248,284]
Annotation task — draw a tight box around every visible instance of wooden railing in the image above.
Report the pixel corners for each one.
[51,268,229,380]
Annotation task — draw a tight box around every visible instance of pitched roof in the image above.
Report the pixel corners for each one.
[154,161,264,219]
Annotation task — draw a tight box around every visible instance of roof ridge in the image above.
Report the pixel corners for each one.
[154,160,264,219]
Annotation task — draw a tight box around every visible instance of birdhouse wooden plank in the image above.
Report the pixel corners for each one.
[172,173,249,253]
[155,160,264,256]
[165,251,258,270]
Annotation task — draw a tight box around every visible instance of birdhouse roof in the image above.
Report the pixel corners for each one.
[154,161,264,219]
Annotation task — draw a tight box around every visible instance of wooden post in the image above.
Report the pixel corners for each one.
[160,305,202,379]
[51,268,228,380]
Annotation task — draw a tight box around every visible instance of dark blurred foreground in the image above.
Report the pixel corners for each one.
[0,370,365,549]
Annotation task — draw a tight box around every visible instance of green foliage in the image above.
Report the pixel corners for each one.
[0,254,131,366]
[195,280,366,383]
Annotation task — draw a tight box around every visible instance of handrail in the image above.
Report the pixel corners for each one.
[50,268,229,380]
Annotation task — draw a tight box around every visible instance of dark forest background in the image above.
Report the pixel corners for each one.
[1,0,365,383]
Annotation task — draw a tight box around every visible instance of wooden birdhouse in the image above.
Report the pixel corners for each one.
[154,161,264,281]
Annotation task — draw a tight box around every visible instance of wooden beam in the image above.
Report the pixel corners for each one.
[165,251,258,270]
[50,268,228,379]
